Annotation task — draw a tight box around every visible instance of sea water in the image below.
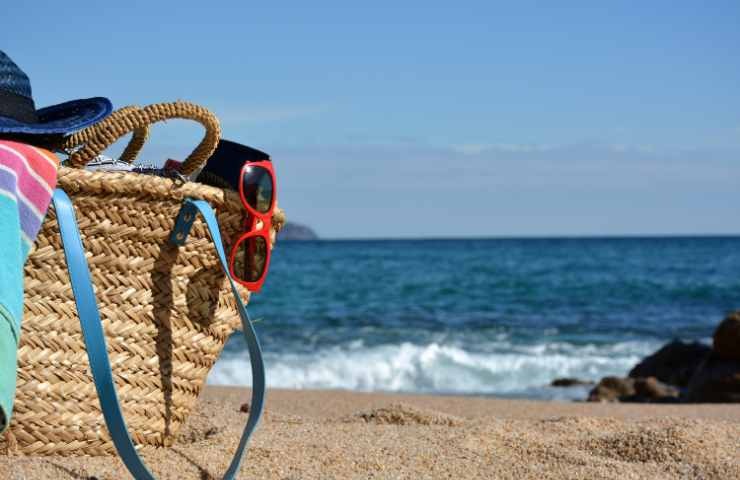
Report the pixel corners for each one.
[208,237,740,400]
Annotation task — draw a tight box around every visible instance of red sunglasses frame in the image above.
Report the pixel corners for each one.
[228,160,277,292]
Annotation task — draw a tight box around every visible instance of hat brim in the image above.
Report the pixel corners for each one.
[0,97,112,135]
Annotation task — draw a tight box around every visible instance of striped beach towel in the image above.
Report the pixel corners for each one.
[0,140,58,433]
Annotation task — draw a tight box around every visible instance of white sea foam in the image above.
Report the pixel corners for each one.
[207,340,659,399]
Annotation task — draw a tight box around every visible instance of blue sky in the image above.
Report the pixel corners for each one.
[5,1,740,238]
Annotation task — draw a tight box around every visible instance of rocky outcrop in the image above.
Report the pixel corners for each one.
[712,311,740,361]
[551,378,594,387]
[587,376,679,403]
[632,377,680,401]
[276,222,319,241]
[685,354,740,403]
[589,312,740,403]
[628,340,711,388]
[684,312,740,402]
[588,377,635,402]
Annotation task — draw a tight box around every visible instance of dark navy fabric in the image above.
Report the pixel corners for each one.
[0,52,32,99]
[0,50,112,134]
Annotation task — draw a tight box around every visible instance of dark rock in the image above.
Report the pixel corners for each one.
[588,376,680,403]
[713,311,740,361]
[628,340,711,387]
[551,377,595,387]
[588,377,636,402]
[240,403,250,413]
[632,377,680,402]
[277,222,319,241]
[686,353,740,403]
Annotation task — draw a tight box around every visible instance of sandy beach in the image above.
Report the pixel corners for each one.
[1,386,739,479]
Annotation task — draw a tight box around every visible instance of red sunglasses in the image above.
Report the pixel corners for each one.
[228,160,277,292]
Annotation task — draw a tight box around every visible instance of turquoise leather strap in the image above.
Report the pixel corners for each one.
[52,189,265,480]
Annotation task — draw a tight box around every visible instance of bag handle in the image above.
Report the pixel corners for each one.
[63,101,221,176]
[52,189,265,480]
[62,106,151,164]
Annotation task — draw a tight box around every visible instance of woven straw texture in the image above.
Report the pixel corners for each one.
[1,102,284,455]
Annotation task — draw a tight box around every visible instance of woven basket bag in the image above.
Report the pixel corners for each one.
[1,102,284,456]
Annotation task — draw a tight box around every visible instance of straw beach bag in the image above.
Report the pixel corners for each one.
[2,102,284,459]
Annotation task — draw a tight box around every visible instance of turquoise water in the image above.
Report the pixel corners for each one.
[209,237,740,399]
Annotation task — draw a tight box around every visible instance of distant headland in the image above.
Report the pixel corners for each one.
[277,222,319,241]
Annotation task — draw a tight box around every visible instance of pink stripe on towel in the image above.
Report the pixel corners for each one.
[0,141,58,248]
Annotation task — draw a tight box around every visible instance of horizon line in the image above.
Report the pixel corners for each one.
[282,232,740,242]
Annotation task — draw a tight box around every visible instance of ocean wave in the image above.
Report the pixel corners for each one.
[207,340,659,399]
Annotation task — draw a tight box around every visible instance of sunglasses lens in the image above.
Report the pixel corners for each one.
[233,235,268,283]
[242,165,273,213]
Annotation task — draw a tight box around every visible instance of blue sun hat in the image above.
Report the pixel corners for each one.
[0,50,112,134]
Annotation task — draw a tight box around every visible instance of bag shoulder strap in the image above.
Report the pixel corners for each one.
[52,189,265,480]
